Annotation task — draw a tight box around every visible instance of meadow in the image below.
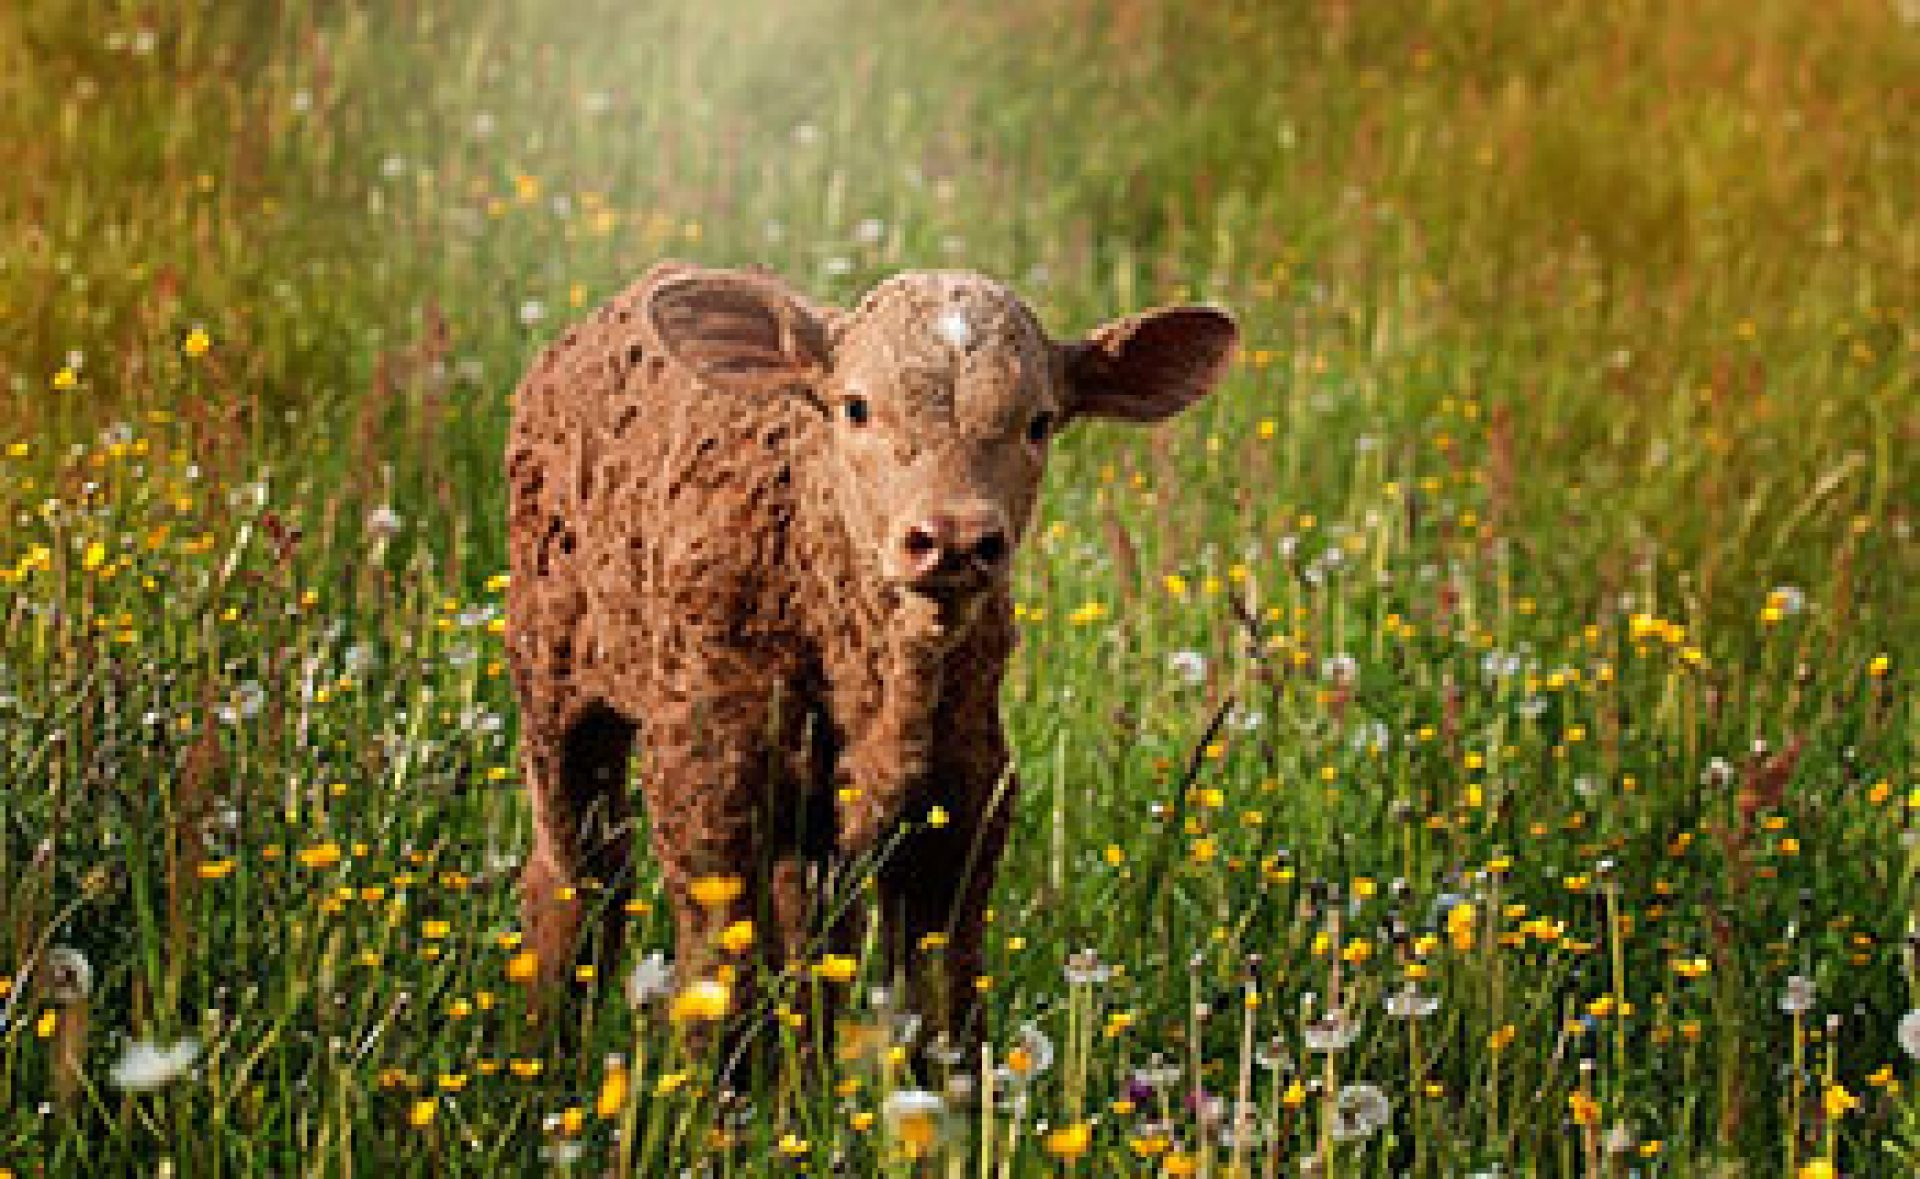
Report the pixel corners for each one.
[1,0,1916,1172]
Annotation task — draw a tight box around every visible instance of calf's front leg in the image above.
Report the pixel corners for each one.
[641,664,816,1077]
[878,720,1016,1059]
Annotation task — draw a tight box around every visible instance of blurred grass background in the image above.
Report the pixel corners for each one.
[0,0,1915,1173]
[4,0,1915,613]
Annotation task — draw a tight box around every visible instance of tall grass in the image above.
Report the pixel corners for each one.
[1,0,1914,1172]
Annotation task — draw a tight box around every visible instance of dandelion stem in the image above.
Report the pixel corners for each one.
[1230,981,1256,1179]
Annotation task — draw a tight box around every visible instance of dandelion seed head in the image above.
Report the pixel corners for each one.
[1063,948,1112,987]
[1321,653,1359,686]
[1604,1121,1637,1156]
[1167,649,1208,685]
[1330,1083,1391,1140]
[1897,1010,1920,1058]
[1385,986,1440,1019]
[1303,1008,1359,1052]
[1780,975,1817,1015]
[110,1037,201,1091]
[882,1088,946,1153]
[41,946,93,1004]
[365,505,403,540]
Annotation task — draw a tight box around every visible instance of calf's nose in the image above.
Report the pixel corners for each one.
[901,506,1011,584]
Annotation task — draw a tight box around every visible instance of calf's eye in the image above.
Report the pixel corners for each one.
[843,397,871,426]
[1026,411,1056,444]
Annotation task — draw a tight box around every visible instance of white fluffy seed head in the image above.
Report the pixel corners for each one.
[110,1038,201,1091]
[1898,1009,1920,1059]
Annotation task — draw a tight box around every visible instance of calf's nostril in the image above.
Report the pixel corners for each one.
[903,524,940,558]
[970,530,1009,568]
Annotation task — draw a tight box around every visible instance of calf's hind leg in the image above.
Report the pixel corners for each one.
[521,702,638,994]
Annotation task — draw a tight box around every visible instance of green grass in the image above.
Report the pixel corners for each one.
[1,0,1916,1172]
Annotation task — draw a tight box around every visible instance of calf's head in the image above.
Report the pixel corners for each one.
[648,266,1238,602]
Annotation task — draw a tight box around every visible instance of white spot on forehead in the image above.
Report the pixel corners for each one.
[933,309,973,350]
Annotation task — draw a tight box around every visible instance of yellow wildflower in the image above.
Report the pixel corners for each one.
[1068,600,1108,625]
[688,875,743,908]
[670,978,731,1023]
[1044,1122,1091,1161]
[505,950,539,983]
[1672,956,1711,980]
[1446,901,1477,951]
[717,919,755,954]
[1822,1084,1857,1120]
[1130,1131,1170,1157]
[596,1058,630,1119]
[297,842,343,870]
[883,1090,945,1155]
[812,954,857,983]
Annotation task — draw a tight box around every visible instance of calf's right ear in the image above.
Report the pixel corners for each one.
[1060,305,1239,425]
[646,269,833,400]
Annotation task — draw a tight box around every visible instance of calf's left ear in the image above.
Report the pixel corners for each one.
[646,267,835,400]
[1059,306,1239,424]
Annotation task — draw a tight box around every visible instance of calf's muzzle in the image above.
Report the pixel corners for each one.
[898,502,1010,592]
